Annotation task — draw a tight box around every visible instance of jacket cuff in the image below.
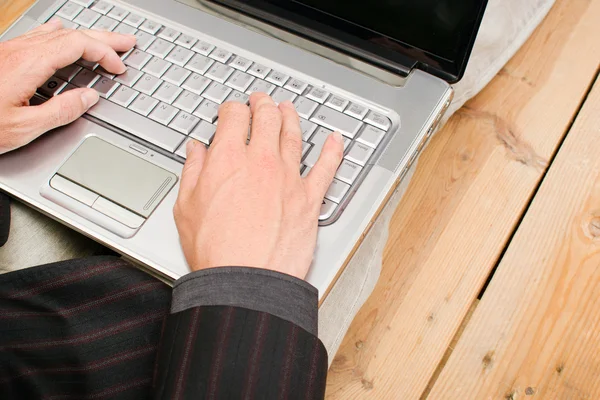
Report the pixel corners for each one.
[0,192,10,247]
[171,267,318,336]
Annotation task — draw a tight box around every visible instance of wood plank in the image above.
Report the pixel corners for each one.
[326,0,600,398]
[0,0,36,34]
[428,74,600,400]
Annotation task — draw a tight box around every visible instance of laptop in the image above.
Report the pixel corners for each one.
[0,0,487,299]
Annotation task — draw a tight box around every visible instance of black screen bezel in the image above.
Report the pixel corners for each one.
[208,0,488,83]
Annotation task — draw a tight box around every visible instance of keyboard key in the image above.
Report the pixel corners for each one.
[245,79,275,95]
[173,90,203,113]
[305,86,329,103]
[133,73,162,95]
[265,70,289,87]
[123,13,145,28]
[91,15,118,31]
[310,105,363,138]
[157,27,181,42]
[88,97,183,151]
[175,34,197,49]
[90,1,113,15]
[154,82,183,104]
[225,90,249,104]
[186,53,214,75]
[293,96,318,119]
[71,69,100,88]
[225,70,254,92]
[202,81,231,104]
[38,77,67,97]
[169,111,200,135]
[356,125,385,148]
[335,159,362,185]
[133,30,156,51]
[113,22,136,35]
[147,38,175,58]
[300,118,317,141]
[345,102,369,120]
[162,65,191,86]
[229,56,251,71]
[309,127,332,147]
[139,19,162,35]
[92,76,119,98]
[247,63,271,79]
[107,6,129,21]
[175,138,192,159]
[345,142,374,166]
[124,49,152,70]
[364,110,391,131]
[71,0,93,6]
[149,102,178,125]
[143,57,172,77]
[129,94,159,116]
[54,16,79,29]
[165,46,194,67]
[284,78,308,95]
[190,120,217,144]
[302,141,311,159]
[109,85,139,107]
[114,67,143,86]
[271,87,297,104]
[192,40,215,56]
[301,165,311,178]
[76,58,98,70]
[205,62,234,84]
[325,179,350,203]
[193,99,219,123]
[55,64,82,82]
[325,95,349,112]
[181,73,211,95]
[56,2,83,20]
[73,8,101,28]
[319,199,337,220]
[209,47,233,63]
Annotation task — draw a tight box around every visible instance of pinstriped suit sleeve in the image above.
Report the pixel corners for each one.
[154,268,328,399]
[0,193,10,247]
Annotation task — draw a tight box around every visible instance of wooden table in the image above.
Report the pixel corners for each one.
[2,0,599,398]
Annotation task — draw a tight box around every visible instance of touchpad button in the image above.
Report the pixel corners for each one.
[56,136,177,218]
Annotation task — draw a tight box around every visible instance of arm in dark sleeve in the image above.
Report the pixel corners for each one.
[0,192,10,247]
[153,267,328,399]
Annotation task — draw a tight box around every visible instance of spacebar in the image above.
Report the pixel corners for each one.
[86,98,185,152]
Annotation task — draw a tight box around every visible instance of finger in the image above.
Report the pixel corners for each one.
[305,132,344,201]
[38,30,135,81]
[278,101,303,167]
[16,88,99,140]
[249,92,282,153]
[211,102,250,151]
[178,139,207,199]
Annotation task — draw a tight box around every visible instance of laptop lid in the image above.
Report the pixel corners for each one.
[206,0,488,83]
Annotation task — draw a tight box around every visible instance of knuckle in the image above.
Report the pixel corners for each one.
[256,151,279,171]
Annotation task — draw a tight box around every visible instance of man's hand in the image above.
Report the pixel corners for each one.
[0,19,136,154]
[174,93,344,280]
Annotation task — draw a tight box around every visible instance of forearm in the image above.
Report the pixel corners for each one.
[153,267,328,399]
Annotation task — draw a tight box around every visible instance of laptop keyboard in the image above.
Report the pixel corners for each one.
[37,0,393,222]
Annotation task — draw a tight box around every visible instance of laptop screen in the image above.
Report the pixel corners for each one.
[209,0,488,82]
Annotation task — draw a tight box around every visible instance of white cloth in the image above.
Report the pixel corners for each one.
[0,0,556,360]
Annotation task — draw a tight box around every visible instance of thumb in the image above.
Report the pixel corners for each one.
[178,139,207,199]
[305,131,344,202]
[21,88,99,137]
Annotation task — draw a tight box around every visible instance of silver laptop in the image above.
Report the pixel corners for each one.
[0,0,487,298]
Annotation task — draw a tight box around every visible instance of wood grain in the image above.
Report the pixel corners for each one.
[326,0,600,398]
[428,74,600,400]
[0,0,36,34]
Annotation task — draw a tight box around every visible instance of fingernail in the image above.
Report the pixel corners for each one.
[332,131,343,143]
[81,90,99,109]
[186,139,198,156]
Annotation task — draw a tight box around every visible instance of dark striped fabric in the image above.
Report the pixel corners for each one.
[0,256,328,399]
[0,192,9,247]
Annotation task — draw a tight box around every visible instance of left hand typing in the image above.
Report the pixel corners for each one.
[0,19,136,154]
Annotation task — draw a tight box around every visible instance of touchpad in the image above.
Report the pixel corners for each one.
[55,136,177,219]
